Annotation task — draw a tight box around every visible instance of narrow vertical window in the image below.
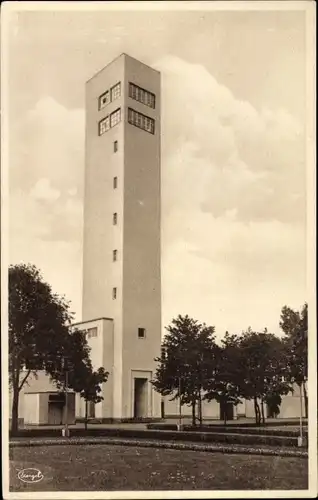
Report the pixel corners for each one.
[138,328,146,338]
[113,213,117,225]
[113,250,117,261]
[111,82,121,101]
[113,177,118,189]
[114,140,118,153]
[112,287,117,300]
[110,108,121,128]
[99,116,110,135]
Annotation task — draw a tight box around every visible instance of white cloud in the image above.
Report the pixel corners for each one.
[10,97,85,196]
[30,178,61,202]
[9,56,306,331]
[157,55,305,225]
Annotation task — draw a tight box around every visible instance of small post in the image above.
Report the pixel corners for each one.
[298,382,304,447]
[178,376,182,431]
[62,364,70,438]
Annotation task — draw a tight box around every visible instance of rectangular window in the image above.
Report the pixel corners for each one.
[128,108,155,135]
[113,177,118,189]
[87,327,97,339]
[138,328,146,338]
[98,116,110,135]
[114,140,118,153]
[113,212,117,225]
[110,108,121,128]
[113,249,117,261]
[129,82,156,109]
[99,91,110,110]
[112,287,117,300]
[111,82,121,101]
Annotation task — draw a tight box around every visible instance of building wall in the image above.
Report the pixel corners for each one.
[164,389,305,421]
[39,393,49,424]
[73,318,114,419]
[83,54,162,419]
[62,393,76,424]
[121,56,162,419]
[83,54,125,323]
[23,393,39,424]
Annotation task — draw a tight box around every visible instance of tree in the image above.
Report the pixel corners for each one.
[280,303,308,418]
[151,315,217,426]
[9,264,75,433]
[9,263,108,434]
[204,334,242,425]
[228,329,291,425]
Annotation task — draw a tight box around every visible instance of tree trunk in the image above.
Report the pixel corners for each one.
[85,399,88,431]
[253,397,261,426]
[260,398,265,425]
[11,384,20,435]
[223,401,227,426]
[303,384,308,419]
[198,391,203,427]
[191,399,196,426]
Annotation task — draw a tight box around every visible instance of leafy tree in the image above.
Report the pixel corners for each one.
[280,303,308,417]
[80,366,109,429]
[228,329,291,425]
[9,264,74,433]
[204,333,242,425]
[265,392,282,418]
[9,263,108,434]
[152,315,217,426]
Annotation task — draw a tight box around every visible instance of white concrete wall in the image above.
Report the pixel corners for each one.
[121,56,162,420]
[83,54,162,420]
[241,388,306,419]
[23,393,39,424]
[73,318,114,419]
[39,393,49,424]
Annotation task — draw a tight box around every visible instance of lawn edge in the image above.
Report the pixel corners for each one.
[9,437,308,458]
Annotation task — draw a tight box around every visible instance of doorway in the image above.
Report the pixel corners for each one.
[48,402,63,425]
[133,378,148,418]
[219,401,234,422]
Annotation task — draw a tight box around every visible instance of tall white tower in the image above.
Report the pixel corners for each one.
[78,54,162,420]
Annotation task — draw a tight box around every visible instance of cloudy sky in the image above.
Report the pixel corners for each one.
[6,3,310,338]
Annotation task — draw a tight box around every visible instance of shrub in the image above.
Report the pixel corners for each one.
[10,427,304,448]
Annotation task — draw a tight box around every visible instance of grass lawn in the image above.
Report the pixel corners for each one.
[10,444,308,492]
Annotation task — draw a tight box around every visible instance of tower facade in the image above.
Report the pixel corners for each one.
[80,54,161,420]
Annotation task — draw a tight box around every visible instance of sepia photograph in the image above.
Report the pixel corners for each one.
[1,1,316,498]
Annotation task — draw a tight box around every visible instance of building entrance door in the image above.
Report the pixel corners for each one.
[133,378,148,418]
[48,403,63,425]
[219,401,234,422]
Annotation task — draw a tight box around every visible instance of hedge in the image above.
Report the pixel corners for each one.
[9,436,308,458]
[9,427,305,448]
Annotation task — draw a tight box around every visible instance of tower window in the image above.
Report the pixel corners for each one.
[110,108,121,128]
[113,249,117,261]
[138,328,146,339]
[87,327,98,339]
[98,91,110,110]
[112,287,117,300]
[129,82,155,109]
[128,108,155,135]
[111,82,121,101]
[99,116,110,135]
[114,140,118,153]
[113,176,118,189]
[113,213,118,225]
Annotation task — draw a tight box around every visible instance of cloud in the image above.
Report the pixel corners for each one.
[156,56,305,226]
[10,96,85,196]
[9,56,306,331]
[30,178,61,202]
